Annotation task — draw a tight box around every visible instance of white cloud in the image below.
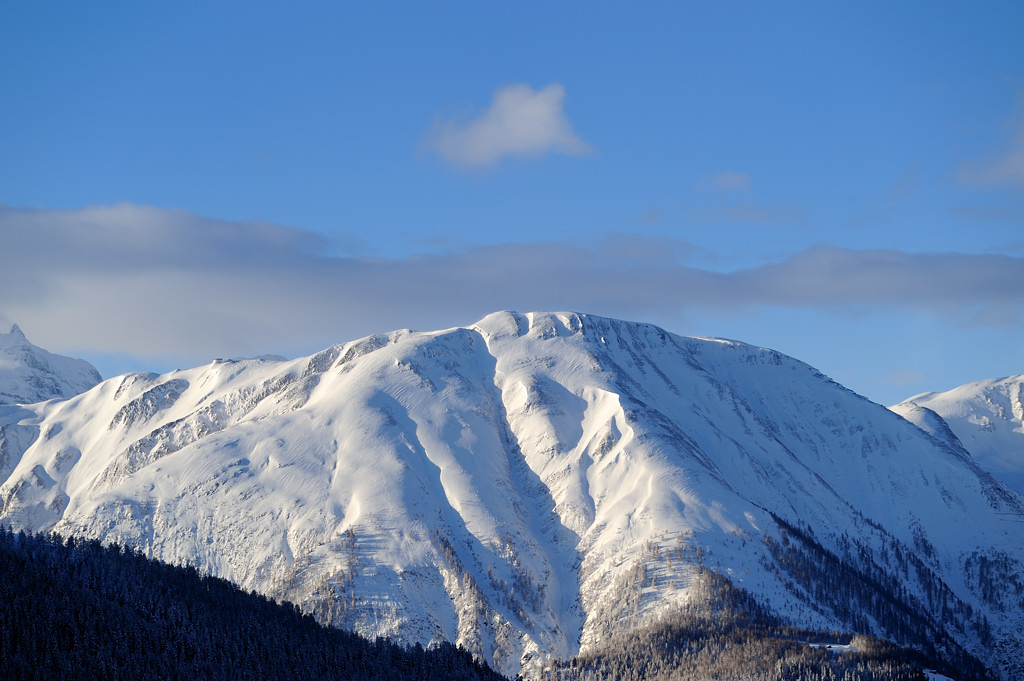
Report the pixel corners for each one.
[1,205,1022,372]
[425,83,593,167]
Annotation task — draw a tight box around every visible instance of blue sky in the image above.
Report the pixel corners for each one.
[2,1,1023,405]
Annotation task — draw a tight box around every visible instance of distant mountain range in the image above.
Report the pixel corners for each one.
[0,312,1021,679]
[0,324,101,405]
[892,376,1024,497]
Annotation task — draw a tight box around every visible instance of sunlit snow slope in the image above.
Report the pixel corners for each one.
[1,312,1022,679]
[0,324,101,405]
[893,376,1024,497]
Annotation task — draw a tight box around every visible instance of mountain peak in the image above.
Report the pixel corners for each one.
[1,323,28,346]
[895,374,1024,496]
[1,312,1022,679]
[0,325,102,405]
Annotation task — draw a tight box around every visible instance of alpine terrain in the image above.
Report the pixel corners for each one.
[0,311,1021,679]
[892,376,1024,497]
[0,324,101,406]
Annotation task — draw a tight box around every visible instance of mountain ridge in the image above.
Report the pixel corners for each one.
[0,324,102,406]
[1,311,1021,679]
[892,375,1024,497]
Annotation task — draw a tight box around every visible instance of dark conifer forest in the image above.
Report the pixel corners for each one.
[0,527,506,681]
[0,526,995,681]
[549,571,990,681]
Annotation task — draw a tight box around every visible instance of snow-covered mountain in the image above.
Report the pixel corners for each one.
[0,324,101,405]
[1,311,1022,679]
[893,376,1024,497]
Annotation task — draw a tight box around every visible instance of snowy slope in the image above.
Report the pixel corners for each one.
[893,376,1024,497]
[0,324,102,405]
[1,312,1022,679]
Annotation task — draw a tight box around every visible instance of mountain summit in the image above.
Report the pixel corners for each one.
[0,311,1021,678]
[0,324,101,405]
[893,375,1024,497]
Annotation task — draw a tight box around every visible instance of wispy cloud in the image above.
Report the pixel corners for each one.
[1,205,1022,369]
[689,171,800,224]
[424,83,593,168]
[958,99,1024,190]
[696,171,751,193]
[686,202,800,225]
[949,204,1024,223]
[636,208,664,225]
[723,245,1024,308]
[881,368,926,387]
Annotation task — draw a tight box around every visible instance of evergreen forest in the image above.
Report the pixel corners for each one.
[0,526,994,681]
[549,571,989,681]
[0,527,506,681]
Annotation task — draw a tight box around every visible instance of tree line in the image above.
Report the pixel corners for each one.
[0,527,507,681]
[549,570,991,681]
